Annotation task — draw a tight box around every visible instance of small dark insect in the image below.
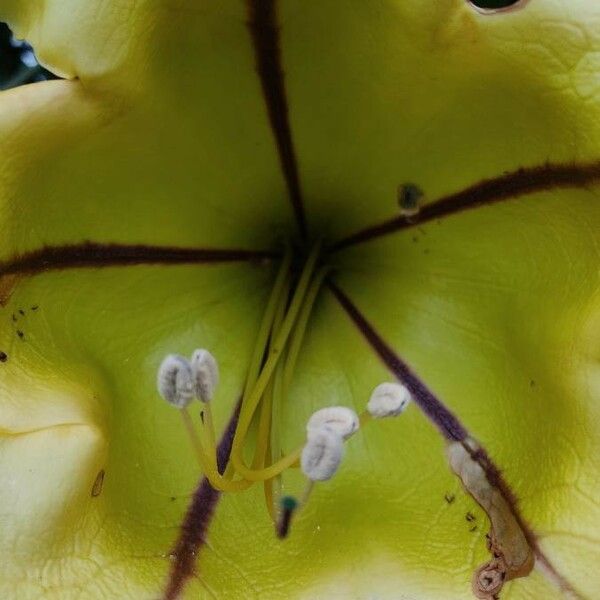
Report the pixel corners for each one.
[11,313,17,322]
[530,379,536,388]
[0,351,7,362]
[397,183,424,218]
[466,512,476,522]
[199,411,205,424]
[91,469,105,497]
[16,330,24,340]
[31,305,39,311]
[470,525,478,532]
[444,493,455,504]
[170,496,177,502]
[18,309,25,316]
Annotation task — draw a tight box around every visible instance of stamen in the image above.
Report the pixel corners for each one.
[155,242,396,514]
[190,349,219,402]
[156,242,331,495]
[272,265,330,510]
[222,245,292,482]
[367,382,412,418]
[253,379,275,471]
[181,408,251,493]
[180,407,208,469]
[157,353,251,492]
[306,406,359,440]
[268,357,285,513]
[300,428,344,482]
[241,245,292,403]
[230,242,322,479]
[157,355,194,408]
[282,266,331,394]
[259,277,290,517]
[189,349,221,481]
[263,464,276,522]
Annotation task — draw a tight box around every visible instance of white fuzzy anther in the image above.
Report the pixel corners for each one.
[307,406,359,440]
[157,354,194,409]
[190,349,219,402]
[367,382,411,418]
[301,428,344,482]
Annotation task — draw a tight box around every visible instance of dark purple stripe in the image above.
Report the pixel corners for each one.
[0,242,277,277]
[163,401,241,600]
[247,0,308,240]
[330,161,600,251]
[328,281,466,441]
[329,282,582,595]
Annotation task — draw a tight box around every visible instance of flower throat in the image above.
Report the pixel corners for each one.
[156,240,407,537]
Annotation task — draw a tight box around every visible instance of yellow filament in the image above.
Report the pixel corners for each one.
[359,411,372,427]
[222,246,292,481]
[179,241,373,496]
[219,411,370,489]
[252,271,289,470]
[264,478,276,522]
[252,379,274,469]
[242,409,373,482]
[300,480,315,507]
[180,407,205,470]
[230,242,322,477]
[269,356,285,507]
[282,266,331,395]
[271,266,331,493]
[264,273,290,509]
[231,265,331,484]
[199,402,217,469]
[263,435,276,522]
[180,408,251,492]
[243,244,292,401]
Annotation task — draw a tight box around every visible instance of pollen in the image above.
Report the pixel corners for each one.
[307,406,359,439]
[190,349,219,402]
[157,354,195,409]
[301,427,345,481]
[367,382,412,418]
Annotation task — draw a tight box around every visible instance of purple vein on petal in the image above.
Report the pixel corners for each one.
[0,242,277,277]
[330,161,600,252]
[163,400,241,600]
[328,280,466,441]
[247,0,308,241]
[328,280,583,598]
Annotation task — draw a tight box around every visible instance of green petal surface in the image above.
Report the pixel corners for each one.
[0,1,599,599]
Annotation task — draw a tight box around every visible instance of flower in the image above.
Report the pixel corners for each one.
[0,1,599,598]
